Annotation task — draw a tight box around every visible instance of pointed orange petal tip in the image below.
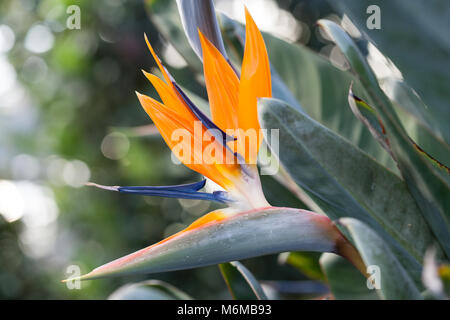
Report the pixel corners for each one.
[143,32,172,86]
[196,28,210,44]
[198,31,210,55]
[198,29,205,43]
[198,30,214,58]
[198,29,214,52]
[197,28,206,41]
[135,91,153,109]
[141,70,154,83]
[143,32,151,50]
[141,70,159,84]
[244,6,253,23]
[143,33,155,58]
[141,69,151,77]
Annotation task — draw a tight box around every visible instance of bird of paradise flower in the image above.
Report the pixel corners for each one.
[68,8,365,282]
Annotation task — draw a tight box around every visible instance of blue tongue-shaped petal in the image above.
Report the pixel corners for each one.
[118,188,228,202]
[118,179,206,192]
[87,180,230,203]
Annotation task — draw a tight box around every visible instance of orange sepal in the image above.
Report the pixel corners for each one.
[136,91,240,189]
[199,30,240,133]
[144,33,174,89]
[237,8,272,162]
[142,70,192,118]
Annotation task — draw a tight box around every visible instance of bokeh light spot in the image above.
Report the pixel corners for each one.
[0,24,15,53]
[0,180,24,222]
[101,132,130,160]
[62,160,91,188]
[10,154,40,180]
[24,24,54,53]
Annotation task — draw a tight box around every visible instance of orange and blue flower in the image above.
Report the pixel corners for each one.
[91,8,272,211]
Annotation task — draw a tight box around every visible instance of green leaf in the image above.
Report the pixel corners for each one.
[382,78,450,163]
[69,207,351,280]
[279,252,325,281]
[339,218,423,300]
[320,253,378,300]
[318,20,450,258]
[108,280,193,300]
[348,92,450,175]
[219,261,268,300]
[347,89,390,154]
[329,0,450,145]
[258,97,437,284]
[260,173,306,209]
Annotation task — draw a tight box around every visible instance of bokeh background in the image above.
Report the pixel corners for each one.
[1,0,437,299]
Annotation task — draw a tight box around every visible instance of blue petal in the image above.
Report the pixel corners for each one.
[117,179,206,192]
[118,188,227,203]
[114,180,229,203]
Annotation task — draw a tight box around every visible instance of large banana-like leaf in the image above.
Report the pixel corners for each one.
[347,90,450,178]
[258,97,437,285]
[333,31,450,169]
[67,207,357,280]
[329,0,450,145]
[219,261,268,300]
[339,218,422,300]
[379,79,450,164]
[317,20,450,258]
